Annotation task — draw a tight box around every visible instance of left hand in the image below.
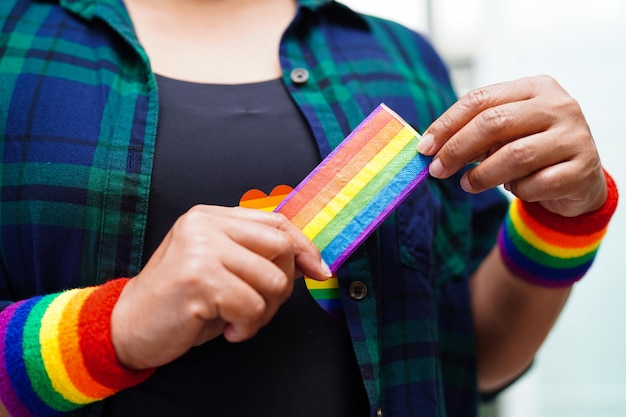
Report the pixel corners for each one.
[417,74,607,217]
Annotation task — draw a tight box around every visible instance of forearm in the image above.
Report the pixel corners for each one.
[470,247,570,392]
[471,171,617,392]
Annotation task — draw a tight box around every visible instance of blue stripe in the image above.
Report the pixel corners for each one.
[320,153,428,266]
[501,225,592,281]
[4,297,60,416]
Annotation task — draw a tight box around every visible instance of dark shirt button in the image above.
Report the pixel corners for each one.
[290,67,309,85]
[348,281,368,300]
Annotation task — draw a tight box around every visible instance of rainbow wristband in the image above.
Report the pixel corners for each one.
[498,169,618,287]
[0,279,154,416]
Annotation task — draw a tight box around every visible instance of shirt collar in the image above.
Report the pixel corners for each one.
[60,0,336,16]
[58,0,362,43]
[59,0,118,19]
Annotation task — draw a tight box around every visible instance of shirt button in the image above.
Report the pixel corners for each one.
[348,281,368,300]
[376,407,384,417]
[290,67,309,85]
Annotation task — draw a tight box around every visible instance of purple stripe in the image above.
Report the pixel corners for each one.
[0,301,36,417]
[499,225,592,280]
[3,297,59,416]
[498,228,585,287]
[329,164,430,272]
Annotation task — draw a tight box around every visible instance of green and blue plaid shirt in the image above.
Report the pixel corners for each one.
[0,0,508,415]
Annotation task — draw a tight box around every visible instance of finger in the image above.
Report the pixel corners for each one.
[193,319,227,346]
[217,244,296,341]
[176,205,297,268]
[507,162,580,202]
[428,96,557,180]
[221,241,294,311]
[202,267,270,342]
[221,213,297,267]
[419,77,539,156]
[232,207,331,280]
[460,130,577,194]
[155,205,330,281]
[270,212,332,280]
[507,160,606,217]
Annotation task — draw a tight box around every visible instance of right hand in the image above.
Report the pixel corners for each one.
[110,205,331,370]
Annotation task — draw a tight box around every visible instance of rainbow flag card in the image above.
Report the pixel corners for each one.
[275,103,430,273]
[240,186,343,318]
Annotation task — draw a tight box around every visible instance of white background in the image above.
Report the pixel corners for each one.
[342,1,626,416]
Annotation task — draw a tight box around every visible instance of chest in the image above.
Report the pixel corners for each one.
[122,0,296,84]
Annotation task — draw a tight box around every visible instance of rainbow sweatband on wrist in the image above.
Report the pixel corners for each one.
[0,279,154,416]
[498,169,618,287]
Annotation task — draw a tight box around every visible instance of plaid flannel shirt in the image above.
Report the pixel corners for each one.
[0,0,508,416]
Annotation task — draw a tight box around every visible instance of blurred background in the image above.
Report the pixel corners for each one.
[341,1,626,416]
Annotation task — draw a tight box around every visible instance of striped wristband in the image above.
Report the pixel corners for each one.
[0,279,155,416]
[498,169,618,287]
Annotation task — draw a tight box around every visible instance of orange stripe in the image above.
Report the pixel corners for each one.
[239,194,290,210]
[59,288,116,399]
[282,116,404,229]
[239,186,294,210]
[239,189,268,203]
[517,201,607,248]
[278,107,396,222]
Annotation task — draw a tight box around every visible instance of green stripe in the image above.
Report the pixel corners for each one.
[22,294,77,411]
[312,135,417,250]
[381,357,438,386]
[439,364,477,390]
[308,288,340,300]
[2,163,105,189]
[381,320,438,348]
[368,18,453,128]
[1,201,104,231]
[507,215,597,268]
[437,330,475,355]
[341,252,381,404]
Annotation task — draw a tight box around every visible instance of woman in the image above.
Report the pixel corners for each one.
[0,0,617,416]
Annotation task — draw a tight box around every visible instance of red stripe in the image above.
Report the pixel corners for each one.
[520,169,618,236]
[59,288,115,399]
[78,279,154,391]
[280,112,404,229]
[517,201,607,247]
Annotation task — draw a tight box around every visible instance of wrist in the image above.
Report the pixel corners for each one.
[110,278,149,371]
[498,169,618,287]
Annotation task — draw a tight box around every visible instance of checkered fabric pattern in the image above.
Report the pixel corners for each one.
[0,1,508,416]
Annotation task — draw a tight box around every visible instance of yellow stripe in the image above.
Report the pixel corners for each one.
[304,276,339,290]
[509,202,602,258]
[39,289,97,405]
[301,127,414,240]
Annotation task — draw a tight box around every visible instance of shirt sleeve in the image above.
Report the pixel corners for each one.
[467,187,510,275]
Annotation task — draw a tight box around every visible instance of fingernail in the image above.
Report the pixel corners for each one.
[460,174,474,193]
[417,133,434,154]
[503,182,511,192]
[429,158,444,178]
[321,259,332,278]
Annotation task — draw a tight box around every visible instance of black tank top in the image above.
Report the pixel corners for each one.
[104,75,369,416]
